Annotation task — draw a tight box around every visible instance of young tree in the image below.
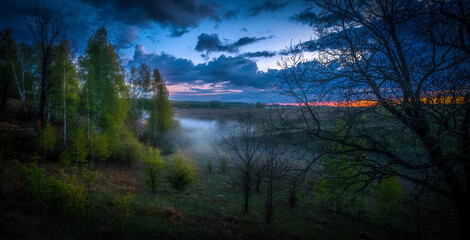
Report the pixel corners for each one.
[148,69,173,147]
[377,176,404,225]
[278,0,469,237]
[51,39,79,145]
[79,27,129,148]
[129,63,151,140]
[26,7,65,127]
[261,137,294,223]
[0,29,18,110]
[222,111,264,213]
[38,122,57,160]
[166,152,196,209]
[60,128,88,166]
[142,146,164,193]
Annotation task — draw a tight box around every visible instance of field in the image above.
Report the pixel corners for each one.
[0,106,460,240]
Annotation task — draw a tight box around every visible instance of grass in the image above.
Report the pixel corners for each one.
[0,106,461,240]
[1,144,461,240]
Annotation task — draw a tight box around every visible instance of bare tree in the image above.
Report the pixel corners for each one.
[277,0,469,238]
[222,111,264,213]
[27,7,65,127]
[261,135,296,223]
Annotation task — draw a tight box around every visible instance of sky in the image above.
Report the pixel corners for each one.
[0,0,317,103]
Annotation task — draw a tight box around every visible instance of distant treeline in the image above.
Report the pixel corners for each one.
[171,100,265,109]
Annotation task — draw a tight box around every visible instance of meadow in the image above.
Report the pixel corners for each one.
[0,105,460,240]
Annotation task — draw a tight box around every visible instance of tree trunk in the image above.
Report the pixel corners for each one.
[39,60,47,128]
[266,191,273,223]
[63,58,66,146]
[244,190,249,213]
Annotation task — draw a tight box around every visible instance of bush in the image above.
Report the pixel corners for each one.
[112,130,142,169]
[16,161,87,216]
[60,128,88,166]
[38,122,57,160]
[166,152,196,194]
[112,192,134,232]
[142,147,164,193]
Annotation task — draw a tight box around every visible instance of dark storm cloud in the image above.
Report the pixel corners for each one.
[240,51,277,58]
[129,45,279,89]
[290,8,343,28]
[195,33,273,54]
[223,10,237,19]
[169,27,190,38]
[0,0,96,46]
[247,0,289,17]
[114,26,139,49]
[80,0,219,30]
[130,44,196,83]
[289,9,318,26]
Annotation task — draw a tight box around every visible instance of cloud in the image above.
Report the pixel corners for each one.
[195,33,273,54]
[114,26,139,49]
[289,9,318,26]
[80,0,220,34]
[129,45,280,90]
[168,27,189,38]
[290,9,342,28]
[129,44,196,84]
[240,51,277,58]
[247,0,289,17]
[223,9,237,19]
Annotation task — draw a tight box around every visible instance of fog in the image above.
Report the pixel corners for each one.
[176,117,233,160]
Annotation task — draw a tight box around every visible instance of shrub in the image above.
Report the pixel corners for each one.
[16,161,87,216]
[112,192,135,232]
[166,152,196,194]
[81,167,98,188]
[38,122,57,160]
[112,130,142,169]
[142,147,164,193]
[60,128,89,166]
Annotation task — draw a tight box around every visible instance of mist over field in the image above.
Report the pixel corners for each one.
[176,117,221,155]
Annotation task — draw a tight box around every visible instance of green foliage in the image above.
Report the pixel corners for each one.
[16,161,87,216]
[314,120,371,216]
[360,114,367,123]
[81,167,98,188]
[38,122,57,159]
[90,133,109,166]
[79,27,130,146]
[60,128,88,166]
[112,130,142,168]
[59,148,73,166]
[377,176,404,224]
[166,152,196,194]
[148,69,174,147]
[112,192,135,232]
[142,147,164,193]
